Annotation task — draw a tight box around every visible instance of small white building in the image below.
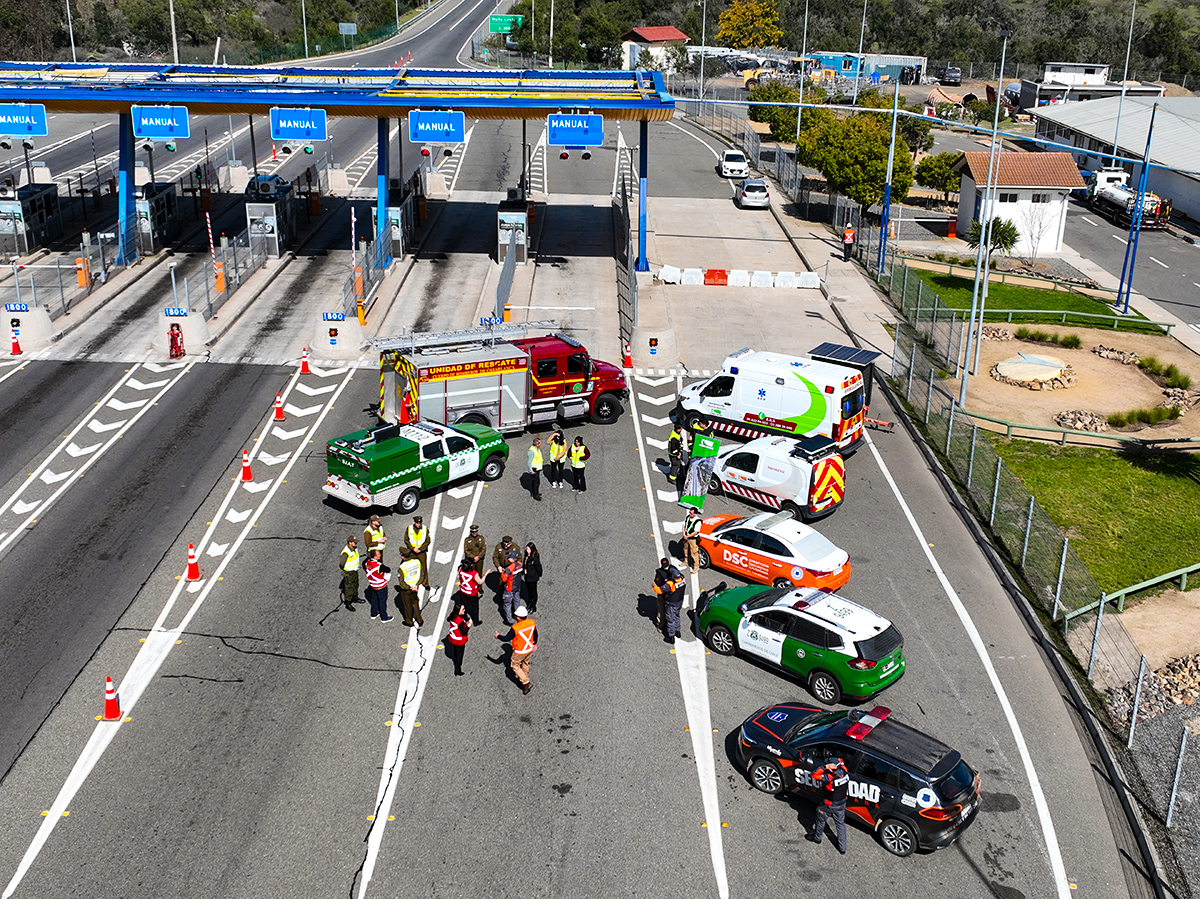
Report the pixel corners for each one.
[1018,62,1164,112]
[952,151,1085,257]
[620,26,690,71]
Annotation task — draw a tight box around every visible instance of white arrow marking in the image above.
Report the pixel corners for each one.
[39,469,74,485]
[640,414,673,428]
[257,452,289,466]
[309,365,348,377]
[186,580,206,593]
[434,549,455,565]
[242,480,273,493]
[126,377,169,391]
[441,515,463,529]
[105,397,147,412]
[66,442,101,457]
[448,485,474,499]
[12,500,40,515]
[87,419,126,434]
[284,403,322,417]
[226,508,252,523]
[143,361,187,372]
[661,520,683,534]
[271,426,306,441]
[633,375,674,387]
[656,489,679,502]
[646,437,668,449]
[206,542,229,557]
[637,393,675,406]
[294,382,337,396]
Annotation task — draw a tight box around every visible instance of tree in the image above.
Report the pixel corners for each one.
[748,81,797,140]
[1142,8,1198,76]
[1019,202,1056,262]
[964,99,1004,128]
[715,0,783,49]
[967,217,1020,264]
[915,152,962,203]
[811,114,914,216]
[855,87,934,155]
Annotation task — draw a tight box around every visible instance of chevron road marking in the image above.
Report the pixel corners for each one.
[38,470,73,485]
[284,403,322,417]
[294,381,338,396]
[87,419,125,434]
[636,393,675,406]
[640,414,672,428]
[242,480,273,494]
[225,508,252,523]
[271,426,307,441]
[206,542,229,557]
[441,515,463,529]
[126,377,169,391]
[11,500,39,515]
[257,452,290,466]
[633,375,674,387]
[447,486,474,499]
[645,437,667,450]
[65,442,101,457]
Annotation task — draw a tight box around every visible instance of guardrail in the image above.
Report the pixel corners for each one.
[955,406,1200,449]
[897,254,1123,302]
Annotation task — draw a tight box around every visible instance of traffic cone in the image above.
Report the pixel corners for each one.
[101,676,122,721]
[241,449,253,482]
[274,392,285,421]
[300,348,311,374]
[623,341,632,368]
[407,51,413,64]
[10,329,20,356]
[186,543,201,580]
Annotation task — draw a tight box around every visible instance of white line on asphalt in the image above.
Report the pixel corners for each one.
[1150,256,1169,268]
[1194,283,1200,290]
[2,366,351,899]
[350,126,401,190]
[447,0,494,32]
[611,128,626,199]
[456,0,506,62]
[663,118,722,160]
[863,433,1070,898]
[1079,216,1099,227]
[1113,235,1128,244]
[0,359,29,386]
[448,124,474,194]
[629,389,729,899]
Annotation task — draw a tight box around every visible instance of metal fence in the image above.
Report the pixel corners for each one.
[0,257,86,321]
[613,167,637,344]
[341,225,393,318]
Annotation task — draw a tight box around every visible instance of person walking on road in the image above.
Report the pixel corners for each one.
[653,557,687,644]
[463,524,487,574]
[667,423,685,483]
[456,556,485,625]
[397,556,425,627]
[402,515,430,588]
[842,223,856,262]
[682,508,703,573]
[364,550,394,622]
[493,535,519,571]
[499,551,525,625]
[809,756,850,854]
[494,605,538,694]
[569,436,590,492]
[547,430,568,488]
[527,437,544,501]
[522,542,543,613]
[446,602,473,676]
[339,535,361,610]
[363,514,387,560]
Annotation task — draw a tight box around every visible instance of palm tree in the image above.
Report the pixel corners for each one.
[966,217,1019,267]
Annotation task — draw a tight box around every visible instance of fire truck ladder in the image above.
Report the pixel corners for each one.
[370,320,562,355]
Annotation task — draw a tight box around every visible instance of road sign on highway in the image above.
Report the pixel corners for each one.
[409,110,466,143]
[270,108,328,141]
[131,105,190,139]
[489,14,524,33]
[547,113,604,147]
[0,103,48,137]
[338,22,357,34]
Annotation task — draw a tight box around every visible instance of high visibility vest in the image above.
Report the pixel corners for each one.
[569,445,587,468]
[365,558,387,589]
[512,618,537,653]
[458,568,480,596]
[684,515,702,538]
[341,546,360,571]
[529,446,543,470]
[654,573,685,596]
[447,616,468,645]
[843,227,855,244]
[399,558,423,589]
[502,562,524,591]
[364,524,385,548]
[668,429,683,456]
[549,440,567,462]
[406,526,427,550]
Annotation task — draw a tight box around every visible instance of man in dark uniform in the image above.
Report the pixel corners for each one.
[463,524,487,575]
[653,558,686,644]
[810,756,850,854]
[492,535,518,571]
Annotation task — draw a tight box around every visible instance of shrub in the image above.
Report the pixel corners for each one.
[1060,334,1082,349]
[1138,356,1162,376]
[1107,407,1181,427]
[1164,364,1191,390]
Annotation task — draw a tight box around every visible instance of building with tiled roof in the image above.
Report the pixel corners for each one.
[951,151,1085,257]
[620,26,689,72]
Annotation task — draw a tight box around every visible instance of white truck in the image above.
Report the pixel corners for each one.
[1087,168,1170,229]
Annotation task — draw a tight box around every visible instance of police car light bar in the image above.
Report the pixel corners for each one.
[846,706,891,741]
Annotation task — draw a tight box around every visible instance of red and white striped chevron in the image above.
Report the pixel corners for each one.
[720,480,783,510]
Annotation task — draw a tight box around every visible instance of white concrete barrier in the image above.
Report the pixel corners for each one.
[798,272,822,289]
[680,268,704,286]
[774,271,798,288]
[656,264,681,284]
[727,269,751,287]
[312,314,364,360]
[156,312,211,358]
[7,305,54,352]
[750,270,775,288]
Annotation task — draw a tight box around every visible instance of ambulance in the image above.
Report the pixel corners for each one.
[677,348,866,452]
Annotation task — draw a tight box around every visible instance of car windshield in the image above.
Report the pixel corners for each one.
[714,517,749,533]
[744,183,767,193]
[743,586,792,611]
[725,153,746,163]
[856,625,903,661]
[785,711,847,743]
[935,759,975,804]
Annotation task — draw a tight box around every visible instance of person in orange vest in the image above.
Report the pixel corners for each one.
[653,557,687,644]
[364,549,394,622]
[494,605,538,694]
[446,601,473,676]
[499,551,524,625]
[842,223,856,262]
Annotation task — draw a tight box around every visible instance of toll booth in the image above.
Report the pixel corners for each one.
[497,195,528,265]
[0,182,63,257]
[245,179,298,258]
[135,182,181,255]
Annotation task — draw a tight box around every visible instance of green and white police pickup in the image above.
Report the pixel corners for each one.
[324,420,509,513]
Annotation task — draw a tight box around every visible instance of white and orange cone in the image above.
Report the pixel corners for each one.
[274,392,285,421]
[186,543,202,580]
[240,450,253,482]
[300,348,311,374]
[102,676,122,721]
[623,341,632,368]
[10,329,21,356]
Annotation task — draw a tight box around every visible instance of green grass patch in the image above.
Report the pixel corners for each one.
[1139,356,1192,389]
[990,440,1200,592]
[1107,407,1180,427]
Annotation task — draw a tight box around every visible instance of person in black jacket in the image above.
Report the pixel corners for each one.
[809,757,850,854]
[522,542,543,613]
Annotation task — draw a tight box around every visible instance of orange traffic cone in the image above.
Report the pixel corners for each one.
[186,543,201,580]
[240,450,253,482]
[623,341,632,368]
[274,392,285,421]
[300,348,311,374]
[407,51,413,64]
[102,676,122,721]
[10,329,21,356]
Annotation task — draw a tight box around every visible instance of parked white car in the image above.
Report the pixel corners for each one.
[719,150,750,178]
[735,179,770,208]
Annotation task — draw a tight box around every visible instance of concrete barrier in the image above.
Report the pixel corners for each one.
[7,305,54,353]
[156,313,211,358]
[656,265,681,284]
[312,314,364,360]
[750,270,774,288]
[680,268,704,286]
[774,271,798,288]
[704,269,728,285]
[728,270,751,287]
[798,272,822,289]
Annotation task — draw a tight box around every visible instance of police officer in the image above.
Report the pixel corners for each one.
[810,756,850,854]
[363,514,387,559]
[653,557,686,644]
[682,507,703,573]
[667,424,685,483]
[339,535,361,610]
[493,535,519,571]
[397,555,425,627]
[402,515,430,588]
[463,524,487,574]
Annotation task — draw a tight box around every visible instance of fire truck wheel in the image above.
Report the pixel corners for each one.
[590,393,622,424]
[458,413,489,426]
[396,487,421,515]
[480,454,506,481]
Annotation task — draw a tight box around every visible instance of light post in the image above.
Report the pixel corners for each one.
[698,0,707,99]
[794,0,809,143]
[168,0,179,65]
[548,0,555,68]
[877,79,901,272]
[170,263,179,306]
[852,0,868,103]
[65,0,77,63]
[1111,0,1137,165]
[303,0,310,58]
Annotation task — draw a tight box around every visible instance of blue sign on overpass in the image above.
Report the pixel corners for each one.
[547,113,604,147]
[409,110,465,143]
[131,105,191,139]
[270,107,329,141]
[0,103,48,136]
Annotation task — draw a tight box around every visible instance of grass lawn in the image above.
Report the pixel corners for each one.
[990,438,1200,594]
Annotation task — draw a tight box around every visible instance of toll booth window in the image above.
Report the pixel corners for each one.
[567,353,587,376]
[841,386,865,419]
[701,376,734,398]
[536,358,558,378]
[445,436,472,454]
[725,452,758,474]
[421,442,445,461]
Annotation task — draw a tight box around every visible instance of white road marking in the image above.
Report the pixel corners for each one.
[1112,235,1128,245]
[225,508,252,523]
[1149,256,1169,268]
[1190,324,1200,334]
[656,489,678,501]
[637,392,674,406]
[611,128,628,199]
[628,389,729,898]
[283,403,322,417]
[661,520,683,534]
[641,414,672,427]
[864,433,1070,898]
[186,580,205,593]
[447,485,474,499]
[294,381,337,396]
[142,361,187,373]
[1079,216,1099,227]
[126,377,169,390]
[257,452,290,466]
[434,549,455,565]
[241,480,273,493]
[447,125,474,194]
[10,500,39,515]
[205,542,229,557]
[65,442,100,457]
[271,425,306,440]
[633,375,674,387]
[646,437,668,450]
[87,418,125,433]
[441,515,463,529]
[664,117,723,160]
[38,469,73,485]
[308,364,349,377]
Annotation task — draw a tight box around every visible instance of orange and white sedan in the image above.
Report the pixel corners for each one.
[697,510,850,590]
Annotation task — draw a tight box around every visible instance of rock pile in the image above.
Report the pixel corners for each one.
[1159,654,1200,706]
[990,365,1077,390]
[981,326,1012,340]
[1054,410,1109,431]
[1160,388,1200,414]
[1093,344,1140,365]
[1106,652,1200,725]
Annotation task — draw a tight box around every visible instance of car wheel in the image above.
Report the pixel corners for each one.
[396,486,420,515]
[747,758,784,794]
[809,670,842,705]
[879,818,917,857]
[686,412,710,433]
[705,624,736,656]
[781,500,801,520]
[480,454,505,482]
[699,547,712,570]
[708,473,723,496]
[458,412,489,426]
[590,393,622,424]
[773,577,793,589]
[735,195,742,208]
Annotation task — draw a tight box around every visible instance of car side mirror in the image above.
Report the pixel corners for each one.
[738,602,748,614]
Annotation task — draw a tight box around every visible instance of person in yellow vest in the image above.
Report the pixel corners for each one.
[397,556,425,627]
[339,535,361,610]
[569,436,590,492]
[401,515,430,588]
[547,430,568,488]
[527,437,544,501]
[494,605,538,694]
[682,507,703,573]
[842,223,856,262]
[363,514,387,560]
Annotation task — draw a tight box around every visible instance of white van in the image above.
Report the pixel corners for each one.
[677,348,866,452]
[711,434,846,520]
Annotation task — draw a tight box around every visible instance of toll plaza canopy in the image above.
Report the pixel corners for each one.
[0,62,676,121]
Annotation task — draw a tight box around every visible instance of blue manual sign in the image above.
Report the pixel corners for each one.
[270,108,328,141]
[0,103,48,136]
[547,113,603,147]
[131,105,191,139]
[409,111,465,143]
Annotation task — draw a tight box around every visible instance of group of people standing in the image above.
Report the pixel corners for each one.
[526,430,590,500]
[338,513,430,626]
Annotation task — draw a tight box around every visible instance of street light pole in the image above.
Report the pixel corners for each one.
[64,0,77,63]
[1110,0,1137,166]
[168,0,179,65]
[548,0,555,68]
[303,0,310,58]
[794,0,809,143]
[853,0,868,103]
[698,0,707,99]
[877,79,901,272]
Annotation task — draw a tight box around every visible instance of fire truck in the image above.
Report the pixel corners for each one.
[373,322,629,434]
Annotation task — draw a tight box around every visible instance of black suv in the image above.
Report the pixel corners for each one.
[735,703,981,856]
